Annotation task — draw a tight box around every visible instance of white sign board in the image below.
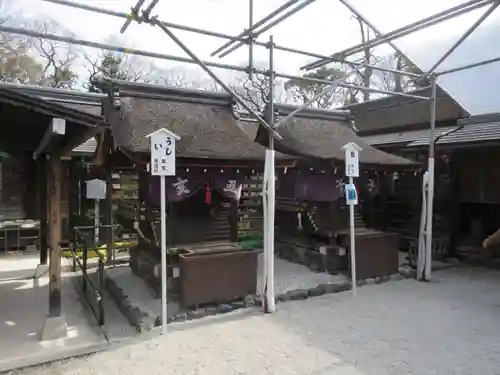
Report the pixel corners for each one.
[342,142,361,178]
[147,128,181,177]
[51,118,66,135]
[86,179,106,200]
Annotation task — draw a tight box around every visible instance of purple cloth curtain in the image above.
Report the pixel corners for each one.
[359,172,380,199]
[293,172,346,202]
[149,171,205,204]
[210,172,244,201]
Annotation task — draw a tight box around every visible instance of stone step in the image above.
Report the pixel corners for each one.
[203,233,230,242]
[209,226,231,234]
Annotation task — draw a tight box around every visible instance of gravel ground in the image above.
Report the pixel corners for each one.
[258,254,346,295]
[13,266,500,375]
[106,254,343,321]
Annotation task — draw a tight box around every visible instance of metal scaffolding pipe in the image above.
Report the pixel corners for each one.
[150,17,282,140]
[423,73,438,281]
[420,0,500,80]
[339,0,416,65]
[41,0,420,79]
[274,44,422,78]
[219,0,318,58]
[43,0,251,44]
[263,34,276,314]
[0,24,433,103]
[211,0,301,57]
[248,0,254,80]
[119,0,145,34]
[34,0,500,298]
[437,55,500,76]
[304,0,493,70]
[142,0,161,20]
[302,0,494,71]
[0,25,249,73]
[272,71,431,100]
[334,0,418,75]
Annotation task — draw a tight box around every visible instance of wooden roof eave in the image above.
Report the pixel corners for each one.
[0,88,105,126]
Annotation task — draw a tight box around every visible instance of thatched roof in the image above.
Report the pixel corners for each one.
[342,86,468,135]
[235,114,260,140]
[105,80,288,161]
[253,104,414,166]
[0,82,104,117]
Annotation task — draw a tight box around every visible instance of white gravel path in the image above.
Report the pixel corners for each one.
[257,254,346,295]
[107,254,343,319]
[14,266,500,375]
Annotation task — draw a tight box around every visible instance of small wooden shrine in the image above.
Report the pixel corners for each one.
[353,87,500,265]
[0,83,106,338]
[243,104,418,279]
[98,79,293,304]
[364,111,500,264]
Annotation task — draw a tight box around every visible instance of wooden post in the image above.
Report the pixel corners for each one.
[67,157,79,236]
[38,157,48,265]
[48,155,62,317]
[448,152,461,257]
[105,168,114,264]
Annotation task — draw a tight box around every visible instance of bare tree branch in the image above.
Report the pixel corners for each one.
[30,19,78,88]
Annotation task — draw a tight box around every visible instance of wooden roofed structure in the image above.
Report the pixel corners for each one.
[241,104,416,168]
[345,87,500,266]
[0,82,107,339]
[238,103,416,280]
[344,85,468,137]
[97,79,294,305]
[0,83,108,247]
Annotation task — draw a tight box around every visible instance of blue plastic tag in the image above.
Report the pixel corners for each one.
[345,183,358,205]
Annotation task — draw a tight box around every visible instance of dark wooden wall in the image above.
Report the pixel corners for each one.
[458,147,500,203]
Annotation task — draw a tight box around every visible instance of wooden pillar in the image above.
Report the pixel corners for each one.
[67,157,79,240]
[48,155,62,317]
[38,157,48,265]
[138,170,150,250]
[448,153,461,257]
[105,168,114,264]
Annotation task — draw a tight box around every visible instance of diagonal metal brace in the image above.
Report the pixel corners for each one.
[141,0,161,21]
[149,17,283,141]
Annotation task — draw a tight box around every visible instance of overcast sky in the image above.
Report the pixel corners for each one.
[16,0,500,114]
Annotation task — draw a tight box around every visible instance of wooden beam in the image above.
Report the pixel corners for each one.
[54,126,102,160]
[38,157,48,265]
[47,155,62,317]
[33,118,66,160]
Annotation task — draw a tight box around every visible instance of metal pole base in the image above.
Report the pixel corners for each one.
[33,264,50,280]
[39,315,68,341]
